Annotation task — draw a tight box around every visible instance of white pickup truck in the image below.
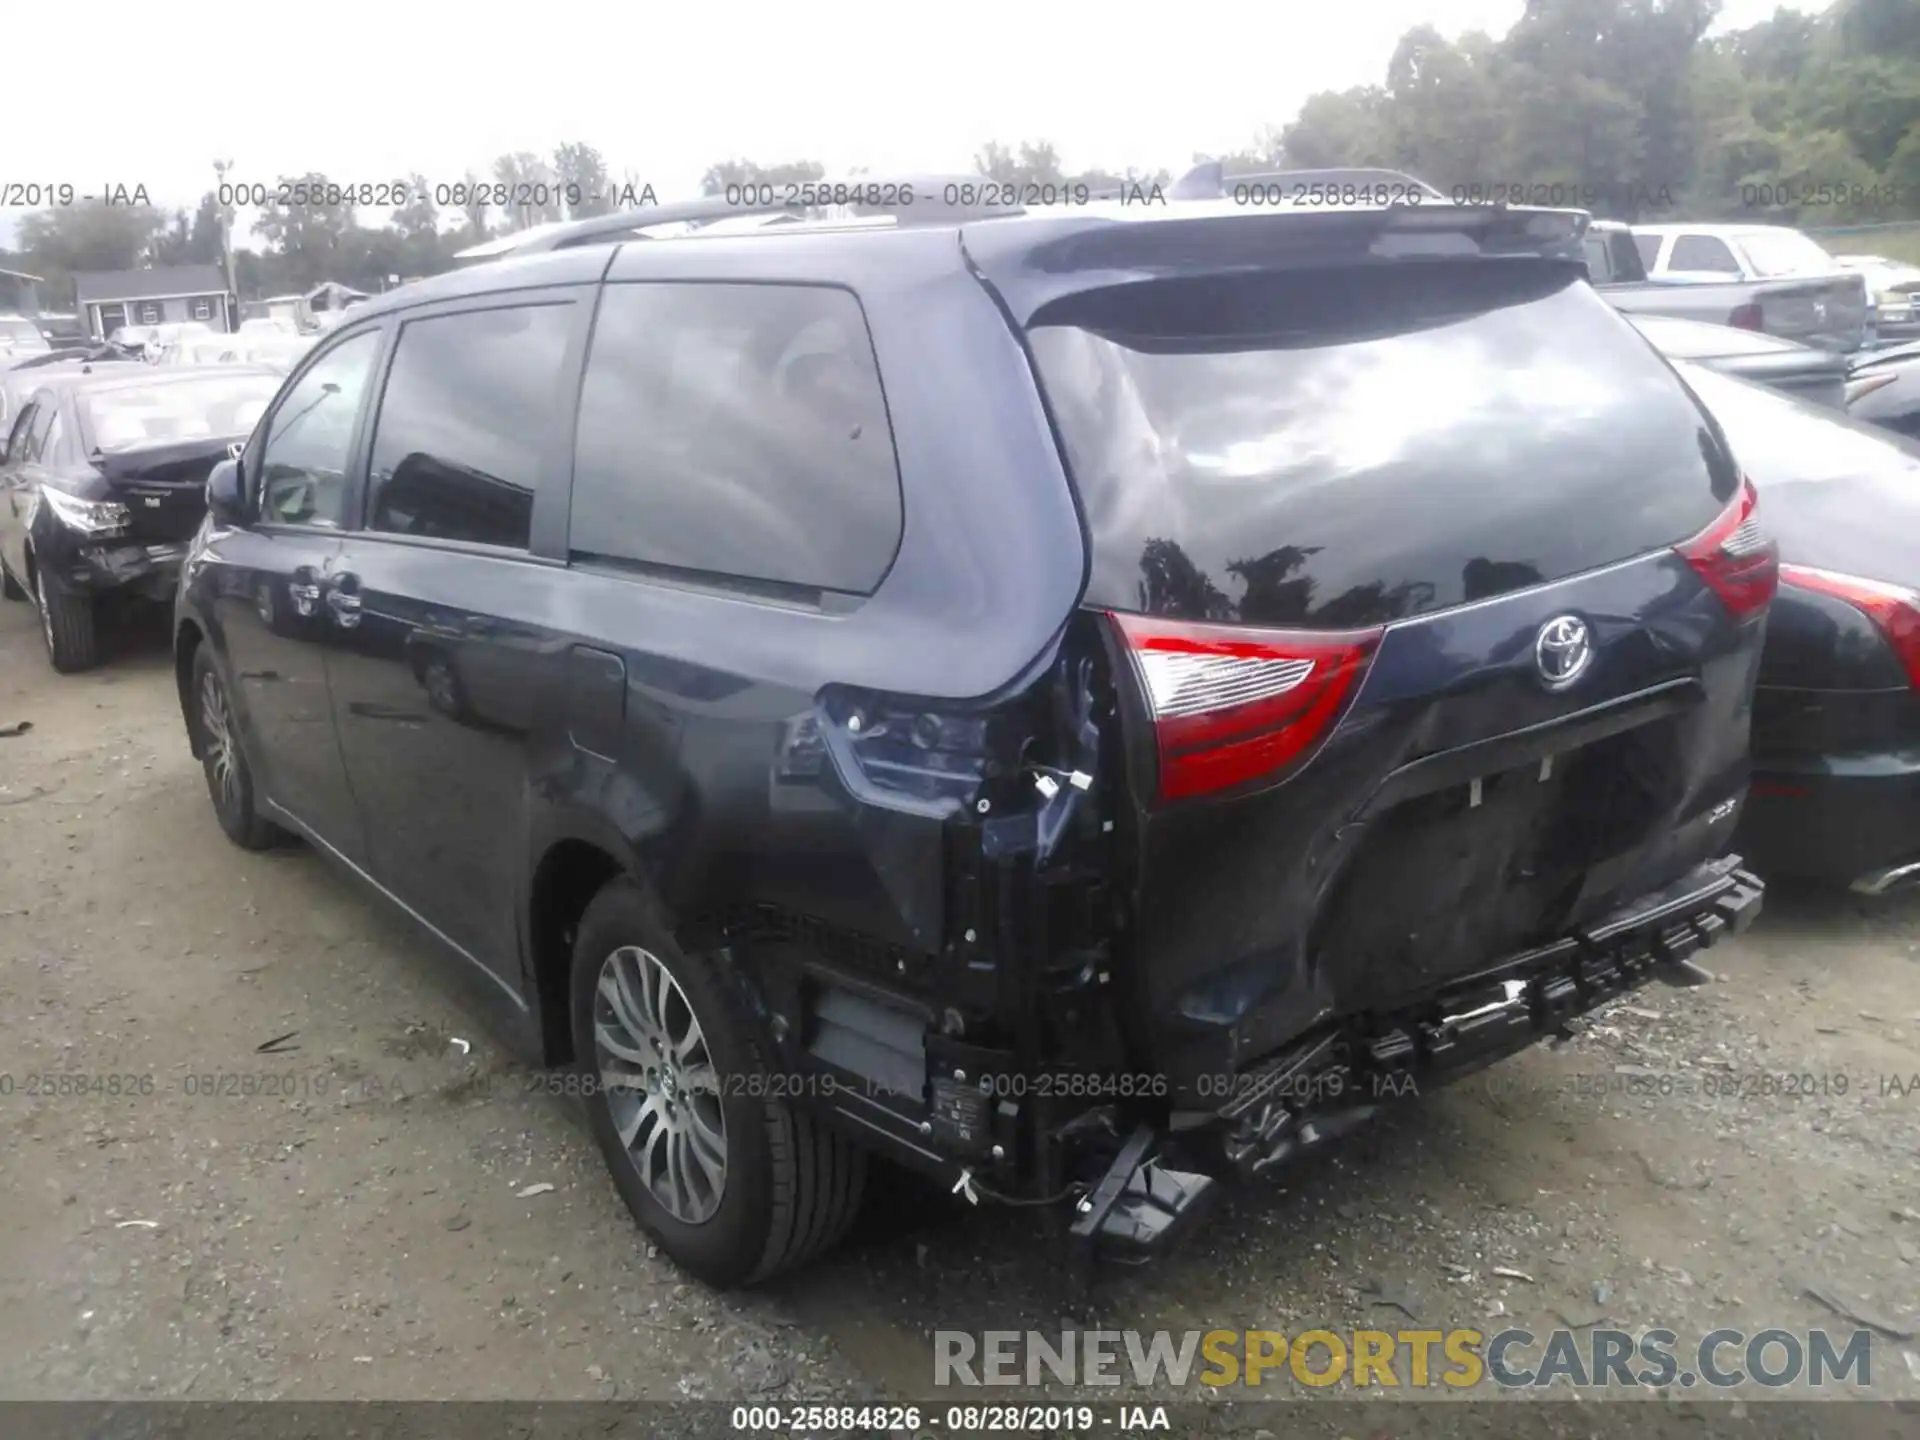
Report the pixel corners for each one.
[1624,223,1869,352]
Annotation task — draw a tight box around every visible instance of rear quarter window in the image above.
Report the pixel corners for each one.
[567,282,903,596]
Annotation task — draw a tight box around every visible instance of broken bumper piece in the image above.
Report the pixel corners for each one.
[1216,856,1763,1180]
[1068,1123,1218,1269]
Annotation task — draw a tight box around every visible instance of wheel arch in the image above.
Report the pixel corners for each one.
[525,833,632,1066]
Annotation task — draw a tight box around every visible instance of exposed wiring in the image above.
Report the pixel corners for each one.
[967,1175,1089,1208]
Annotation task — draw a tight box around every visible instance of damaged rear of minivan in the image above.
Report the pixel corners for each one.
[498,200,1777,1287]
[897,203,1774,1262]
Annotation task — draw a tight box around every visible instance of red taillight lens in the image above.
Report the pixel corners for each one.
[1779,564,1920,689]
[1110,613,1383,803]
[1727,301,1764,331]
[1677,477,1778,619]
[1845,371,1898,406]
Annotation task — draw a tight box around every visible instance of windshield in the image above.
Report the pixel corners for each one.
[1736,230,1836,278]
[81,374,280,452]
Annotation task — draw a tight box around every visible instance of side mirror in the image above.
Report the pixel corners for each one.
[206,457,246,524]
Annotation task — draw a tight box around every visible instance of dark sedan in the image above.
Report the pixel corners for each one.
[1675,360,1920,895]
[1629,313,1852,409]
[1,365,282,671]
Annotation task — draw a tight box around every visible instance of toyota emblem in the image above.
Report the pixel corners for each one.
[1535,615,1593,691]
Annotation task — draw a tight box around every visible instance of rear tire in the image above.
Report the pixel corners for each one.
[570,879,867,1286]
[35,569,97,673]
[190,646,286,851]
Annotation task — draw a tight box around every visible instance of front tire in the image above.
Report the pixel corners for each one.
[570,879,866,1286]
[35,568,97,672]
[191,647,286,851]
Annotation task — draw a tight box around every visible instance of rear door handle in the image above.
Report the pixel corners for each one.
[326,573,363,628]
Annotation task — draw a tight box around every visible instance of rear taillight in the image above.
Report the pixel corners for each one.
[1779,564,1920,689]
[1677,477,1778,619]
[1727,302,1764,331]
[1110,613,1382,803]
[1845,371,1898,406]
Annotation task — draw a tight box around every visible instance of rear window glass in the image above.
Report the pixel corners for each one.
[1028,265,1733,628]
[81,374,280,452]
[1669,235,1741,273]
[569,282,902,595]
[1737,230,1835,278]
[1581,231,1643,285]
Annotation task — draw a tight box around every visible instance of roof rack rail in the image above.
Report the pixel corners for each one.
[491,174,1027,258]
[1166,161,1446,201]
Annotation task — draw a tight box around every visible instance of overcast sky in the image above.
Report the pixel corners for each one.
[5,0,1831,250]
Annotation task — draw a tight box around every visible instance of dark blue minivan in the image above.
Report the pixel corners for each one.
[172,192,1771,1285]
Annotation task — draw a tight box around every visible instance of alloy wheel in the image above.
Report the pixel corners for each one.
[200,670,240,814]
[592,945,728,1224]
[424,657,458,713]
[34,570,54,656]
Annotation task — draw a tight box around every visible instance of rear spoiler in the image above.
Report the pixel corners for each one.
[1162,161,1447,202]
[93,435,246,481]
[960,202,1593,326]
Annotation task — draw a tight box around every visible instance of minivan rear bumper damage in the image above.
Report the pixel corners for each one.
[1068,855,1761,1266]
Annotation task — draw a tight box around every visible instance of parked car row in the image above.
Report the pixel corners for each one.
[0,186,1911,1294]
[157,330,317,374]
[1583,231,1920,436]
[1836,254,1920,342]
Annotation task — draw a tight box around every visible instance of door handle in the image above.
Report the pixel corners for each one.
[326,574,363,628]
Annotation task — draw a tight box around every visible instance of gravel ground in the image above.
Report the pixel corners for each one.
[2,598,1918,1417]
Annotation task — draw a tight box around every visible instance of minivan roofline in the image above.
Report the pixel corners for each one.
[360,196,1591,333]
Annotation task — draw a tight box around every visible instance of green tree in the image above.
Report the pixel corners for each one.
[252,172,357,291]
[973,141,1065,185]
[18,200,167,274]
[149,210,196,266]
[1839,0,1920,55]
[492,151,563,230]
[456,171,490,241]
[391,175,449,278]
[187,193,225,265]
[553,142,615,218]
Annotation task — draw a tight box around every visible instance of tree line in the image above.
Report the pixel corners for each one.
[4,0,1917,311]
[1263,0,1920,227]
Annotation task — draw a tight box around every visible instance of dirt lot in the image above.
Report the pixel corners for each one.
[2,598,1918,1416]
